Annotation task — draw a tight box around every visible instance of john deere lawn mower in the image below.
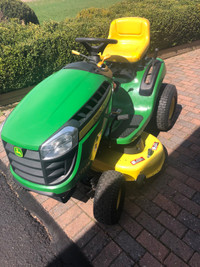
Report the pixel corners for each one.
[0,17,177,224]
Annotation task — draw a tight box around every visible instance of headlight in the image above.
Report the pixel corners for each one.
[40,126,78,160]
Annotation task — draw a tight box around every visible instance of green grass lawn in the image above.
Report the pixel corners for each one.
[27,0,121,23]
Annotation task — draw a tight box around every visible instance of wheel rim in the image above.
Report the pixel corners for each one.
[169,97,176,120]
[116,189,122,210]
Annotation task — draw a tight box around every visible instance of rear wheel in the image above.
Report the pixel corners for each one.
[156,83,177,131]
[93,170,125,225]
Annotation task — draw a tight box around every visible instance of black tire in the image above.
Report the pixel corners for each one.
[156,83,177,131]
[93,170,125,225]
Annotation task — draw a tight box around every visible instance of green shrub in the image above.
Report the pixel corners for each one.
[0,0,200,93]
[0,0,39,24]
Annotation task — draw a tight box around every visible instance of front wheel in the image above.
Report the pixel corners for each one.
[156,83,177,131]
[93,170,125,225]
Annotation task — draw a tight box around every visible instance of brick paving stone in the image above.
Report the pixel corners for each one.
[184,105,200,114]
[190,143,200,153]
[181,165,200,180]
[152,175,177,199]
[188,135,200,146]
[169,128,189,139]
[189,252,200,267]
[189,112,200,121]
[160,230,193,262]
[191,118,200,126]
[170,135,186,146]
[141,184,158,200]
[177,210,200,234]
[157,211,187,238]
[123,198,141,218]
[183,230,200,253]
[151,173,170,191]
[153,193,181,217]
[180,139,193,149]
[64,212,91,238]
[177,154,199,170]
[92,241,121,267]
[164,252,188,267]
[125,183,140,200]
[110,252,134,267]
[42,197,59,212]
[30,191,38,198]
[115,230,145,262]
[168,178,195,199]
[73,221,100,248]
[0,143,4,153]
[192,192,200,205]
[98,222,122,239]
[161,184,178,199]
[119,212,142,238]
[0,151,6,158]
[136,230,168,262]
[49,200,75,219]
[178,95,193,102]
[136,211,165,238]
[159,131,173,140]
[178,120,196,130]
[139,252,163,267]
[134,196,161,218]
[175,146,196,160]
[173,193,200,216]
[57,204,82,228]
[77,198,94,218]
[165,166,188,182]
[34,194,49,204]
[83,230,111,262]
[0,157,8,166]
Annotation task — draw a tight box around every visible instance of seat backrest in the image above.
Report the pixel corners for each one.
[103,17,150,63]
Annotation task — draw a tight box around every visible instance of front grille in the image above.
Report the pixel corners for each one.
[3,141,77,185]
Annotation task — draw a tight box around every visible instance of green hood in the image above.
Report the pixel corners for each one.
[2,69,109,150]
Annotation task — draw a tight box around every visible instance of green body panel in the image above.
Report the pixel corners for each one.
[1,69,109,150]
[110,58,166,144]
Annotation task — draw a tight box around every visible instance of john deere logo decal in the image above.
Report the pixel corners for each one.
[14,147,23,158]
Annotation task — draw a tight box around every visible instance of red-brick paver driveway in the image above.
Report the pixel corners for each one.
[0,49,200,266]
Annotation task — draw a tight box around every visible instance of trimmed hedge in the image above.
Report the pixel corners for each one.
[0,0,200,93]
[0,0,39,24]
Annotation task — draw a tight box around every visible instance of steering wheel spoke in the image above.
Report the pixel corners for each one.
[75,37,117,55]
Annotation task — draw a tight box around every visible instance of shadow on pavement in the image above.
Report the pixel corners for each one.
[0,160,92,267]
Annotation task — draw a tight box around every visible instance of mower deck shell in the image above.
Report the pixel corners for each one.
[91,132,165,181]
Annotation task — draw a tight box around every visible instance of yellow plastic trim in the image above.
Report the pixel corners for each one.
[97,54,111,67]
[91,132,165,181]
[102,17,150,63]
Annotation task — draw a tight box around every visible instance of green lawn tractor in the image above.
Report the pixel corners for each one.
[0,17,177,224]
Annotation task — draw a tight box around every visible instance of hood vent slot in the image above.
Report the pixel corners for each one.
[73,81,111,128]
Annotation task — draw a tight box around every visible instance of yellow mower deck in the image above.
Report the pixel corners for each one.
[92,132,165,181]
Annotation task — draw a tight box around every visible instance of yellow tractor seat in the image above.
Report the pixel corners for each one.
[102,17,150,63]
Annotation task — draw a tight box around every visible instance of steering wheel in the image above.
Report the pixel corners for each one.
[75,37,117,55]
